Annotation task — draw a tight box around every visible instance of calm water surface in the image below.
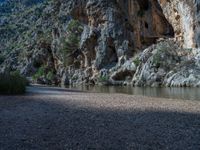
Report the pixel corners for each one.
[67,85,200,101]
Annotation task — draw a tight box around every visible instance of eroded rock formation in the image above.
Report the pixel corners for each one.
[1,0,200,87]
[159,0,198,48]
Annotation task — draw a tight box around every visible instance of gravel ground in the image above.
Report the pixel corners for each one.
[0,85,200,150]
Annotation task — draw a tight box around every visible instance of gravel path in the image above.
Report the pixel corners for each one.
[0,85,200,150]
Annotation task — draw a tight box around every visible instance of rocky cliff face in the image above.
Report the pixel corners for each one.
[159,0,195,48]
[1,0,200,87]
[67,0,174,69]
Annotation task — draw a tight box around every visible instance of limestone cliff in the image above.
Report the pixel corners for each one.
[66,0,174,69]
[157,0,200,49]
[1,0,200,87]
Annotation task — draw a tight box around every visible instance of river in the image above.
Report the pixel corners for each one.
[66,85,200,101]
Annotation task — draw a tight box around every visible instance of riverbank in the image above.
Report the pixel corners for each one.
[0,85,200,149]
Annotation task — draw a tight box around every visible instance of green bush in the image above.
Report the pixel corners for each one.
[152,52,162,67]
[67,20,83,33]
[46,70,54,80]
[99,76,109,82]
[32,66,45,80]
[133,56,140,66]
[60,19,83,67]
[152,43,167,67]
[0,72,27,95]
[32,66,55,83]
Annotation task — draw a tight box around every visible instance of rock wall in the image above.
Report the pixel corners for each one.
[65,0,174,71]
[159,0,197,48]
[125,0,174,49]
[2,0,200,87]
[194,0,200,47]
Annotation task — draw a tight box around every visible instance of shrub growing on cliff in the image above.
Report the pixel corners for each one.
[0,72,27,95]
[32,66,55,84]
[67,20,83,33]
[133,56,140,66]
[0,55,5,64]
[98,76,109,82]
[60,20,83,67]
[152,40,178,68]
[32,66,45,80]
[46,70,54,81]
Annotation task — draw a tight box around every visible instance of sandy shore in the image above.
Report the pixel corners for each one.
[0,85,200,150]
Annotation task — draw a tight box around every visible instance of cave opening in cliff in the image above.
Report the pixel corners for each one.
[138,0,175,48]
[145,22,148,29]
[108,45,118,64]
[154,0,175,38]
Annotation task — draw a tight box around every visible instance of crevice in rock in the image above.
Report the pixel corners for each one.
[124,0,175,50]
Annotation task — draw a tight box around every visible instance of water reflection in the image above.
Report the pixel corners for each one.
[66,85,200,101]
